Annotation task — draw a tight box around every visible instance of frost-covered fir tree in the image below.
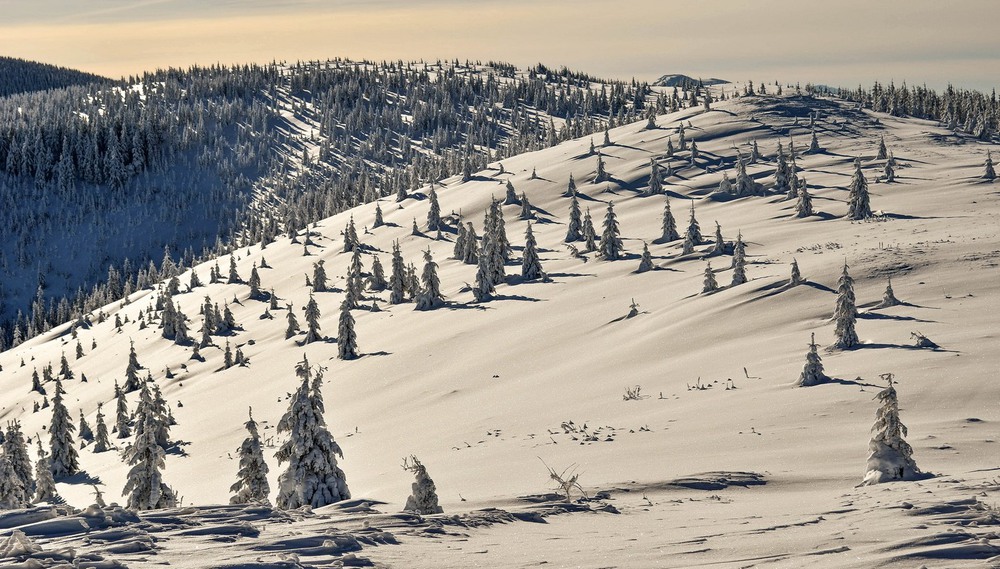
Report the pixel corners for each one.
[228,255,241,284]
[2,421,33,504]
[876,135,888,160]
[594,150,609,183]
[521,223,544,280]
[472,246,495,303]
[462,223,479,264]
[427,185,442,231]
[583,207,598,253]
[796,333,828,387]
[772,142,790,194]
[599,202,623,260]
[637,242,654,273]
[33,442,58,504]
[93,403,111,453]
[644,159,662,196]
[122,408,176,510]
[373,202,385,228]
[795,179,814,217]
[564,173,577,197]
[124,341,142,392]
[368,254,387,291]
[703,261,718,293]
[846,162,872,220]
[0,453,28,509]
[389,242,407,304]
[712,222,725,255]
[115,381,131,439]
[808,129,820,153]
[718,171,733,195]
[285,303,300,339]
[790,258,803,286]
[519,193,533,220]
[877,277,901,308]
[275,360,350,508]
[230,408,270,505]
[685,202,702,244]
[735,156,755,197]
[565,192,583,242]
[312,260,328,292]
[453,220,467,260]
[337,301,358,360]
[248,264,262,299]
[343,217,359,253]
[48,377,78,479]
[403,455,443,515]
[731,232,747,286]
[503,181,518,206]
[303,293,322,343]
[416,249,444,310]
[984,150,996,180]
[343,255,362,310]
[861,374,922,485]
[660,197,680,242]
[834,262,860,349]
[78,409,94,443]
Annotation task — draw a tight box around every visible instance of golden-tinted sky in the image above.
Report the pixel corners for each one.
[2,0,997,90]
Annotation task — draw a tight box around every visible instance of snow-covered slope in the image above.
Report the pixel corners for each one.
[1,90,998,568]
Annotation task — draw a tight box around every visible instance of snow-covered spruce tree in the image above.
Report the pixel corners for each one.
[93,403,111,453]
[343,217,359,253]
[583,207,598,253]
[876,135,888,160]
[2,421,33,504]
[285,303,300,339]
[369,254,387,291]
[796,333,828,387]
[637,242,654,273]
[861,373,921,485]
[565,192,583,242]
[248,264,262,299]
[427,185,442,231]
[594,150,609,183]
[599,202,623,260]
[228,255,241,284]
[337,301,359,360]
[312,260,328,293]
[115,381,131,439]
[373,202,385,228]
[122,408,176,510]
[275,360,350,509]
[666,137,674,157]
[834,262,860,349]
[808,129,820,153]
[846,162,872,220]
[472,249,495,303]
[703,262,718,293]
[685,201,702,245]
[564,173,577,197]
[462,223,479,264]
[678,123,687,150]
[521,223,544,280]
[984,150,996,180]
[303,293,323,343]
[403,455,443,515]
[712,222,725,255]
[660,197,680,242]
[0,452,28,509]
[772,142,789,194]
[343,256,362,310]
[59,352,73,379]
[48,377,79,479]
[389,241,407,304]
[78,409,94,443]
[790,258,803,286]
[33,442,58,504]
[519,193,533,220]
[644,159,662,196]
[230,407,270,505]
[731,232,748,286]
[795,179,814,217]
[453,222,467,259]
[750,139,760,163]
[735,156,755,197]
[503,181,518,206]
[489,199,511,262]
[484,205,507,286]
[689,139,699,165]
[877,277,900,308]
[416,249,444,310]
[124,341,142,392]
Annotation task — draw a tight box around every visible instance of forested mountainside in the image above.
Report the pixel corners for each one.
[0,57,112,97]
[0,59,659,346]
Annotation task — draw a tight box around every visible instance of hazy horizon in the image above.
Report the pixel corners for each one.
[2,0,997,92]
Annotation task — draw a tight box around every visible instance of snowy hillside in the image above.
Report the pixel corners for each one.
[0,87,998,568]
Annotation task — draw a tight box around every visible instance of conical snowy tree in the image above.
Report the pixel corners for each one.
[594,151,609,183]
[78,409,94,443]
[795,180,814,217]
[248,264,262,299]
[369,254,387,291]
[416,249,444,310]
[2,421,33,505]
[33,443,57,504]
[0,453,28,509]
[564,173,578,197]
[122,409,176,510]
[582,208,598,253]
[876,135,888,160]
[427,185,441,231]
[712,221,725,255]
[521,223,543,281]
[472,248,495,303]
[303,293,323,344]
[731,232,747,286]
[877,277,901,308]
[93,403,111,453]
[636,242,654,272]
[312,260,328,293]
[503,181,518,206]
[834,262,860,349]
[984,150,996,180]
[389,242,407,304]
[275,361,350,509]
[373,202,385,228]
[115,381,131,439]
[337,301,358,360]
[861,373,922,485]
[228,255,241,284]
[796,333,828,387]
[660,197,680,242]
[808,129,820,153]
[599,202,624,260]
[230,407,270,505]
[462,223,479,265]
[403,455,443,515]
[703,261,718,293]
[735,156,755,196]
[285,303,300,339]
[519,193,533,220]
[453,222,468,260]
[790,258,803,286]
[685,201,702,244]
[644,159,663,196]
[565,192,583,242]
[48,378,78,479]
[846,162,872,220]
[124,341,142,392]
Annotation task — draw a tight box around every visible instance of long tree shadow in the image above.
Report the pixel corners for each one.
[802,281,836,293]
[820,376,884,389]
[858,312,936,323]
[58,471,103,485]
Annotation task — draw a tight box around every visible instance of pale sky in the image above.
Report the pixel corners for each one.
[1,0,997,91]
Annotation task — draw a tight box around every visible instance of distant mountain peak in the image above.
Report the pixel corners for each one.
[653,74,727,87]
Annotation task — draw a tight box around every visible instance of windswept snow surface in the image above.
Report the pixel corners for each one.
[0,90,998,568]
